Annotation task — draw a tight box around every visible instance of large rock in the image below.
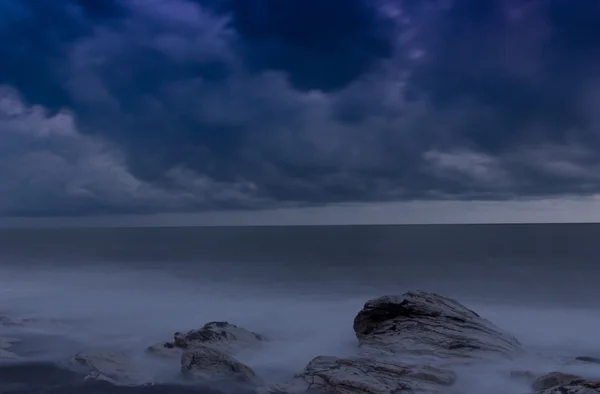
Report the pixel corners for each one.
[146,322,265,387]
[270,356,456,394]
[70,351,150,386]
[181,345,263,387]
[353,291,522,359]
[533,372,600,394]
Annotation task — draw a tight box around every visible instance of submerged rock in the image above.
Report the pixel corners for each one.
[353,291,522,359]
[70,351,149,386]
[174,321,264,355]
[181,345,263,387]
[271,355,456,394]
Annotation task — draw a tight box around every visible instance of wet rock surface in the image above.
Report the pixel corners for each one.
[353,291,523,359]
[271,355,456,394]
[181,345,263,387]
[70,351,150,386]
[533,372,600,394]
[174,321,264,355]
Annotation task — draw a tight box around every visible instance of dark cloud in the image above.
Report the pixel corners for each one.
[225,0,395,91]
[408,0,600,151]
[0,0,599,216]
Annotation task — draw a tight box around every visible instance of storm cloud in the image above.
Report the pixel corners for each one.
[0,0,599,216]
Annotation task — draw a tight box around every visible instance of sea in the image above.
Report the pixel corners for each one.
[2,224,600,394]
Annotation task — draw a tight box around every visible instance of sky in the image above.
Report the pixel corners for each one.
[1,0,600,225]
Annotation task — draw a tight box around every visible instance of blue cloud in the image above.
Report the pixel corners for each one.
[0,0,599,216]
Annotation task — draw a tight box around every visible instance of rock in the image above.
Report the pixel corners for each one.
[533,372,588,392]
[174,321,264,355]
[353,291,522,359]
[181,345,263,387]
[70,351,149,386]
[538,382,600,394]
[270,356,456,394]
[533,372,600,394]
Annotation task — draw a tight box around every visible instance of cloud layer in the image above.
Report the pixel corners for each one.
[1,0,600,216]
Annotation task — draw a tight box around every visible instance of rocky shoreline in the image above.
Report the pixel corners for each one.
[3,290,600,394]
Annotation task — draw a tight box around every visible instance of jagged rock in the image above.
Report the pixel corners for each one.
[181,345,263,387]
[174,321,264,355]
[353,291,522,359]
[533,372,600,394]
[70,351,149,386]
[533,372,590,392]
[270,356,456,394]
[538,382,600,394]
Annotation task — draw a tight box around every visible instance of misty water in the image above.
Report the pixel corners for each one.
[2,224,600,393]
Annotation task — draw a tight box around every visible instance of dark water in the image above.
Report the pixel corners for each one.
[0,224,599,305]
[2,224,600,393]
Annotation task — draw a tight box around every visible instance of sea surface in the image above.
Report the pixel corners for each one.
[2,224,600,393]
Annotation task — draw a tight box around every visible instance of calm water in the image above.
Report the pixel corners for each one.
[2,224,600,394]
[0,224,598,305]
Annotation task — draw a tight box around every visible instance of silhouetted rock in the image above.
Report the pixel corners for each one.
[353,291,522,359]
